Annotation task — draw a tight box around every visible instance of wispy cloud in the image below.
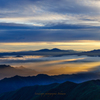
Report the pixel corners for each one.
[0,0,100,26]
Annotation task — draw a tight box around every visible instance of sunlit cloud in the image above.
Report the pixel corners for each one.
[43,61,100,75]
[1,55,100,74]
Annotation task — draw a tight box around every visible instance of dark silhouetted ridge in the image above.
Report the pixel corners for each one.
[36,49,50,52]
[0,74,57,94]
[1,80,100,100]
[0,65,11,68]
[51,48,62,51]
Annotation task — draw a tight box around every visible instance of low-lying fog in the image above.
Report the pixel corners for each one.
[0,55,100,80]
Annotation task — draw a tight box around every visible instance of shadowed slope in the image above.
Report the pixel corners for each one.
[1,80,100,100]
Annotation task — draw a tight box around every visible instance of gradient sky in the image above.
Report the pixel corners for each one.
[0,0,100,51]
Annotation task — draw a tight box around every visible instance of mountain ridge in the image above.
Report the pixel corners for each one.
[1,80,100,100]
[0,48,100,56]
[0,71,99,94]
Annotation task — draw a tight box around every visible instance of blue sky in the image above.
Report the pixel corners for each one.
[0,0,100,51]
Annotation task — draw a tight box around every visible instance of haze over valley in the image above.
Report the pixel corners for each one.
[0,48,100,83]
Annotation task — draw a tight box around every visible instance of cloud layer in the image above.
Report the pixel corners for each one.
[0,28,100,42]
[0,0,100,26]
[0,0,100,43]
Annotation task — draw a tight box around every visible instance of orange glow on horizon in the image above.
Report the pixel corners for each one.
[0,40,100,52]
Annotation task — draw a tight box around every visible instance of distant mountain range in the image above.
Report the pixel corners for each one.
[0,48,77,57]
[1,80,100,100]
[36,48,75,52]
[1,48,100,57]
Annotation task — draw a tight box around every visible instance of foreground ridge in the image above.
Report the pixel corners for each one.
[0,80,100,100]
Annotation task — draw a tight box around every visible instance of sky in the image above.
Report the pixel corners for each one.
[0,0,100,51]
[1,0,100,80]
